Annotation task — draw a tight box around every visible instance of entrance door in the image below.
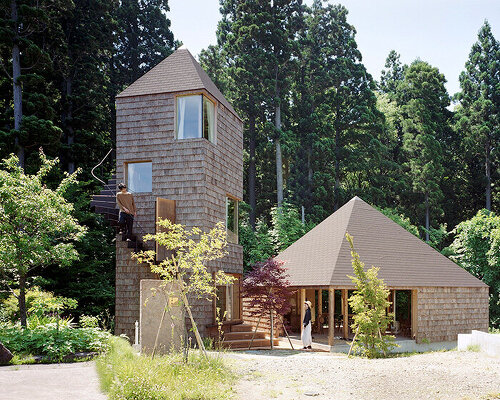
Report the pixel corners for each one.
[393,290,412,337]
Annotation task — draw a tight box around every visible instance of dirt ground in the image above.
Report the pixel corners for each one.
[226,349,500,400]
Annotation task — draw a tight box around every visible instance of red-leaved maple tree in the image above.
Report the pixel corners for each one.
[242,258,294,349]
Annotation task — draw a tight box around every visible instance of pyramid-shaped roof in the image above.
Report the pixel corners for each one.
[116,48,239,118]
[277,197,486,288]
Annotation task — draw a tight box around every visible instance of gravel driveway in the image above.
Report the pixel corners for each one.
[227,350,500,400]
[0,361,106,400]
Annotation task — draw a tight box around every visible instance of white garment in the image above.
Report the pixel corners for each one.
[302,321,312,347]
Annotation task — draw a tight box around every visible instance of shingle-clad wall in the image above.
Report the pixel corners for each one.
[416,287,489,343]
[115,89,243,339]
[115,238,156,341]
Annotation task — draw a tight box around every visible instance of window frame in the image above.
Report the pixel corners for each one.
[214,273,242,322]
[225,195,239,244]
[175,92,217,144]
[125,160,153,193]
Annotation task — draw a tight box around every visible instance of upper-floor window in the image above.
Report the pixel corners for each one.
[177,95,215,143]
[127,161,152,193]
[226,196,238,244]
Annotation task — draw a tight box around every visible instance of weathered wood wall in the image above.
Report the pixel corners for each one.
[415,286,489,343]
[115,90,243,339]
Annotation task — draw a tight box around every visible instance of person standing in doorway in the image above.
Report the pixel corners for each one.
[302,300,312,350]
[116,183,136,240]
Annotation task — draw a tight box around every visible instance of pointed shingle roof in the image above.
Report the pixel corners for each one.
[277,197,487,288]
[116,48,239,118]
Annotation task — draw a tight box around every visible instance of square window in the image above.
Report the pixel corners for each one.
[127,162,152,193]
[177,95,215,143]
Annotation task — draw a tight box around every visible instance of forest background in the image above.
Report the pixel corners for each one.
[0,0,498,327]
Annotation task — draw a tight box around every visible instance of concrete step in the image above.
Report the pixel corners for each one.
[224,331,266,341]
[223,338,280,349]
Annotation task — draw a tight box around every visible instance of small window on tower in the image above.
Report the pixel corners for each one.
[126,161,152,193]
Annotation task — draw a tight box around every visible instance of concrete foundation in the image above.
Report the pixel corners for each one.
[140,279,185,354]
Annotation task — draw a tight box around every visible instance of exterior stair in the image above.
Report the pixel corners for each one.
[209,322,280,350]
[90,174,145,251]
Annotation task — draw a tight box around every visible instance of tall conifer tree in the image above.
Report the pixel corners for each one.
[456,21,499,211]
[399,61,450,241]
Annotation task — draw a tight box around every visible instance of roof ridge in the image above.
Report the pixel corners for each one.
[276,196,487,288]
[115,48,241,120]
[327,200,356,285]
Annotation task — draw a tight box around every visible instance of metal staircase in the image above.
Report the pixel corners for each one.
[90,175,145,251]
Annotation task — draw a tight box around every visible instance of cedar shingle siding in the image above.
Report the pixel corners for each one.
[114,49,243,340]
[276,196,489,343]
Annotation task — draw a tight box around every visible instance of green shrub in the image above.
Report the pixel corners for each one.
[0,323,111,361]
[96,337,235,400]
[2,287,77,327]
[80,315,99,328]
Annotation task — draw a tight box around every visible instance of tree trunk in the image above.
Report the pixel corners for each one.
[425,192,430,242]
[485,139,491,211]
[275,64,283,208]
[275,103,283,208]
[276,136,283,208]
[19,274,27,328]
[248,111,256,229]
[270,309,274,350]
[333,128,340,211]
[178,283,207,358]
[63,76,75,173]
[307,147,313,185]
[109,54,116,163]
[11,0,24,168]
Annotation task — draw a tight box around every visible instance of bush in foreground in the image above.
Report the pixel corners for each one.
[96,337,235,400]
[0,323,111,362]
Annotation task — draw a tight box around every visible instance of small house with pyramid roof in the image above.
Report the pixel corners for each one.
[113,48,244,344]
[278,197,488,344]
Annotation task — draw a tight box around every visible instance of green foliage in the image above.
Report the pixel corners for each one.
[450,209,500,327]
[0,323,110,362]
[41,181,116,322]
[346,233,397,358]
[1,287,75,323]
[455,21,500,211]
[239,203,274,271]
[271,202,311,253]
[96,336,235,400]
[135,220,234,301]
[399,61,450,238]
[133,220,235,352]
[80,315,99,328]
[0,152,86,326]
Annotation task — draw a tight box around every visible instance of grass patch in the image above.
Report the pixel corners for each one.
[387,348,453,358]
[466,344,481,352]
[96,336,235,400]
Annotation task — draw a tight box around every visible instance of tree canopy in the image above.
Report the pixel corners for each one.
[0,151,86,327]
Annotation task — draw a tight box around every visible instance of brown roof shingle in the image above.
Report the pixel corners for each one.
[116,48,240,119]
[276,197,487,288]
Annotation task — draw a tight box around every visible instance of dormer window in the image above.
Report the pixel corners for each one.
[176,95,215,142]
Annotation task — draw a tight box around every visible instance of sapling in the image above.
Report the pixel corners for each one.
[242,258,294,349]
[133,220,235,357]
[346,233,397,358]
